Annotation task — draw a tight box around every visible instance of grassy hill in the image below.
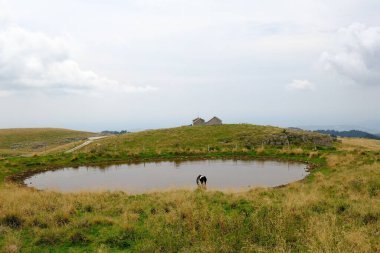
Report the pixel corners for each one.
[0,128,94,155]
[80,124,334,156]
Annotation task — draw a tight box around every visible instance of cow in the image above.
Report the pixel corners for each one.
[196,175,207,188]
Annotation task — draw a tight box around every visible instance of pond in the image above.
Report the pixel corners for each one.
[24,159,309,193]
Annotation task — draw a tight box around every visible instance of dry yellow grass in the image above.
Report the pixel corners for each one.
[1,150,379,251]
[340,137,380,151]
[280,147,304,155]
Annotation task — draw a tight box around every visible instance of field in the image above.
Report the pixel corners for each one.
[0,125,379,252]
[0,128,94,156]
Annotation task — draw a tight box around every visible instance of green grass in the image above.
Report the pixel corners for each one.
[0,125,379,252]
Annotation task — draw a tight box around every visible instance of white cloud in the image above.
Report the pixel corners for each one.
[287,79,314,91]
[320,23,380,86]
[0,1,10,25]
[0,25,155,96]
[0,89,10,97]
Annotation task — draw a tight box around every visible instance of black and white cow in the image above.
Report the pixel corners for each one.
[196,175,207,187]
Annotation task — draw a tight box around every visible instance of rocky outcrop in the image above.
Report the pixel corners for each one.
[262,131,335,147]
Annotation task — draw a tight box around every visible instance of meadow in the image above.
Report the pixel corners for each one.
[0,128,94,157]
[0,125,379,252]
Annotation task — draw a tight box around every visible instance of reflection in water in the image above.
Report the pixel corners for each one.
[25,160,308,193]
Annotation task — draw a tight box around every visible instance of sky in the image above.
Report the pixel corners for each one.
[0,0,380,132]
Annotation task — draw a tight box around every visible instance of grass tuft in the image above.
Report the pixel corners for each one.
[1,214,23,229]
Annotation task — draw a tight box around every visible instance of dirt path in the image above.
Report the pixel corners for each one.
[65,136,109,153]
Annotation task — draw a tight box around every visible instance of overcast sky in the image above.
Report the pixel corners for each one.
[1,0,380,132]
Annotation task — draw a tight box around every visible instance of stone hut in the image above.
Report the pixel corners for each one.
[193,117,205,126]
[206,116,222,125]
[192,116,222,126]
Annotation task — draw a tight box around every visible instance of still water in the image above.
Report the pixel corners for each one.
[24,160,308,193]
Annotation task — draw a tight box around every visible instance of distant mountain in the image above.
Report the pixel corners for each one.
[101,130,129,135]
[287,127,304,131]
[299,124,379,133]
[314,130,380,140]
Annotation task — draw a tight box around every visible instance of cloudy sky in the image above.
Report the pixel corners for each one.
[1,0,380,132]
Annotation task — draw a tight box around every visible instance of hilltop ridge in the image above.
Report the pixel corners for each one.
[80,124,335,155]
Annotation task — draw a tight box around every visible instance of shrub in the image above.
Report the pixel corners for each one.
[1,214,23,229]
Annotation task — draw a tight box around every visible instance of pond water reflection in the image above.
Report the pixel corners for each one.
[25,159,308,193]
